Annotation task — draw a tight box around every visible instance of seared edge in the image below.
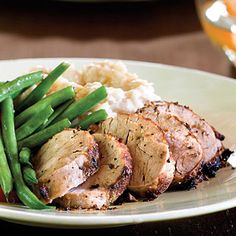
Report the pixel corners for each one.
[33,129,99,203]
[139,101,225,176]
[98,113,175,198]
[57,133,132,209]
[137,105,204,186]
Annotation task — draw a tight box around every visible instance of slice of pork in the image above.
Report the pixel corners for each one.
[57,133,132,209]
[138,101,224,166]
[98,113,175,198]
[33,129,99,203]
[136,108,203,185]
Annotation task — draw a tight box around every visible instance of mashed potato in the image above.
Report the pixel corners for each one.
[48,60,160,117]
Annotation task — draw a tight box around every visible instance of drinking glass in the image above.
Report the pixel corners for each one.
[195,0,236,66]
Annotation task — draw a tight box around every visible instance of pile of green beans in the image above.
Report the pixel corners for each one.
[73,109,108,130]
[16,106,54,141]
[0,71,43,103]
[0,62,108,209]
[16,62,70,113]
[15,86,75,128]
[53,86,107,123]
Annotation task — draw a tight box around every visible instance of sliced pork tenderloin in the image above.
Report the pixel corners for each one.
[33,129,99,203]
[137,108,203,186]
[138,101,225,180]
[57,133,132,209]
[98,113,175,198]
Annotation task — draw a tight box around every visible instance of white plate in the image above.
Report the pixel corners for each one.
[0,58,235,228]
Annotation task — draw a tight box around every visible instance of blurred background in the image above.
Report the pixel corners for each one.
[0,0,234,77]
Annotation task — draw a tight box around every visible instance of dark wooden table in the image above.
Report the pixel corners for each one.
[0,0,235,235]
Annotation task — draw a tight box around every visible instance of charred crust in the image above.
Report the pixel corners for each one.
[169,177,198,191]
[198,149,233,180]
[201,148,231,178]
[145,178,172,199]
[90,184,99,189]
[171,149,233,190]
[138,101,203,186]
[122,165,132,177]
[211,126,225,141]
[114,190,138,205]
[145,189,161,199]
[202,157,221,178]
[109,165,132,202]
[34,130,101,204]
[171,160,204,190]
[142,171,174,200]
[39,185,50,200]
[109,166,132,191]
[84,143,100,174]
[90,133,133,205]
[137,101,230,194]
[220,148,233,162]
[214,131,225,141]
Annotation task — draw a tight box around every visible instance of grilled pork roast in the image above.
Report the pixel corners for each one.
[140,101,224,163]
[136,110,203,186]
[58,133,132,209]
[137,101,225,186]
[98,113,175,198]
[33,100,228,209]
[34,129,99,203]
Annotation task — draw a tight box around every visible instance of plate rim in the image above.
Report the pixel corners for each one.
[1,56,236,83]
[0,57,235,227]
[1,197,236,226]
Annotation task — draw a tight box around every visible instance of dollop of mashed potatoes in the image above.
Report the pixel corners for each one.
[48,61,161,117]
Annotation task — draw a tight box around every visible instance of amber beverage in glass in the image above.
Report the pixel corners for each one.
[195,0,236,66]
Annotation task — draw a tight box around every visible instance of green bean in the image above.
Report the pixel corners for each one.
[53,86,107,123]
[1,97,52,209]
[0,82,23,100]
[0,71,43,103]
[23,166,38,185]
[16,180,54,209]
[75,109,108,130]
[12,90,24,100]
[15,86,75,128]
[16,62,70,113]
[12,86,32,101]
[19,147,31,166]
[16,106,54,141]
[18,118,71,149]
[0,131,13,198]
[37,99,74,131]
[0,81,6,88]
[0,81,27,100]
